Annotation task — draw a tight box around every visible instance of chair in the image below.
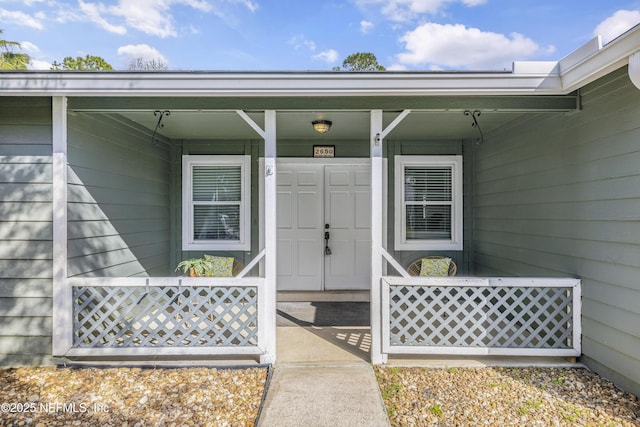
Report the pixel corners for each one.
[231,259,244,277]
[407,256,457,277]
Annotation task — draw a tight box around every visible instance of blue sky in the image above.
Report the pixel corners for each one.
[1,0,640,71]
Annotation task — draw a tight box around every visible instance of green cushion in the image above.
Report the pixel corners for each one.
[419,257,451,277]
[204,255,234,277]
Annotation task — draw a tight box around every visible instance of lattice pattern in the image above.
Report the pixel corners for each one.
[389,286,573,348]
[72,286,258,348]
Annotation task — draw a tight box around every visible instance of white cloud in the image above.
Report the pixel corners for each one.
[594,9,640,44]
[19,41,40,53]
[0,8,44,29]
[78,0,126,34]
[313,49,339,63]
[360,20,374,34]
[17,41,50,70]
[3,0,254,39]
[231,0,259,12]
[23,0,49,6]
[386,63,408,70]
[117,43,168,63]
[108,0,179,38]
[289,34,338,64]
[76,0,252,38]
[355,0,486,22]
[28,58,52,70]
[180,0,214,12]
[288,34,317,51]
[396,22,543,69]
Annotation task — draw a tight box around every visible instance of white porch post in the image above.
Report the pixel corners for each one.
[370,110,387,364]
[262,110,277,364]
[52,96,71,356]
[370,109,411,364]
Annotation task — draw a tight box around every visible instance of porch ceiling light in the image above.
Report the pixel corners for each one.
[312,119,332,134]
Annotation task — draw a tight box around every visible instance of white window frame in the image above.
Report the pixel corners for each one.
[394,155,463,251]
[182,155,251,251]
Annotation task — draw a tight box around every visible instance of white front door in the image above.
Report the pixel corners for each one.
[276,160,371,291]
[276,163,324,291]
[323,165,371,290]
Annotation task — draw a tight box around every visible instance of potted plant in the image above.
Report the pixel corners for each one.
[175,257,210,277]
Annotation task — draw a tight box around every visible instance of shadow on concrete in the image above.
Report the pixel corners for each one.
[276,302,369,327]
[276,302,371,363]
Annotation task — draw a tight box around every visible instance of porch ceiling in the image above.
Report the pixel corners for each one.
[71,93,577,142]
[118,109,546,141]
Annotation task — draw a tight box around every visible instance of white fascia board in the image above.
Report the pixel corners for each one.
[560,26,640,93]
[0,70,563,97]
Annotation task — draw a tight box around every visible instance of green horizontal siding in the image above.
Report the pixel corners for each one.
[0,279,51,298]
[67,112,171,277]
[473,67,640,396]
[0,97,53,366]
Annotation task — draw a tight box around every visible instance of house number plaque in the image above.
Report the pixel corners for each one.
[313,145,335,158]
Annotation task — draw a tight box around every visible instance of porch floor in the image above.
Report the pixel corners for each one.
[276,302,371,364]
[274,301,578,368]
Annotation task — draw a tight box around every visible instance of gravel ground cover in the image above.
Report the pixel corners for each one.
[375,366,640,426]
[0,366,268,427]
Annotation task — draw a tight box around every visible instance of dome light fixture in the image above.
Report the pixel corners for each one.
[311,119,332,134]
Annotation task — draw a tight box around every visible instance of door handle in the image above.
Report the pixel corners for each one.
[324,224,331,255]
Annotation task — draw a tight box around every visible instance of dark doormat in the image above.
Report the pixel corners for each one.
[276,302,370,327]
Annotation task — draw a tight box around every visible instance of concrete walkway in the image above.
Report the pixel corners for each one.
[258,363,390,427]
[258,306,576,426]
[257,325,390,426]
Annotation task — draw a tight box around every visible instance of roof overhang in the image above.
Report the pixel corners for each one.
[1,25,640,98]
[2,26,639,142]
[0,70,562,97]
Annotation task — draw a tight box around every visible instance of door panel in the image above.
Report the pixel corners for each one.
[355,191,371,229]
[277,240,292,276]
[297,239,320,276]
[276,192,292,229]
[298,192,319,229]
[328,191,351,229]
[327,239,353,276]
[276,164,323,291]
[324,165,371,290]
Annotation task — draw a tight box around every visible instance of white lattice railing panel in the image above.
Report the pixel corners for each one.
[72,282,259,350]
[65,278,263,355]
[381,277,581,357]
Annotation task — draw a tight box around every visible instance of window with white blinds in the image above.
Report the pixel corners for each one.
[182,156,251,250]
[394,155,463,250]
